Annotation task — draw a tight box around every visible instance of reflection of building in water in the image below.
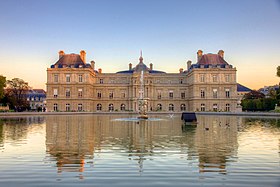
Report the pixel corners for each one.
[195,115,239,173]
[46,115,95,173]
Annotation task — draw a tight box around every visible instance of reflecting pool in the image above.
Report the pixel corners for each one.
[0,114,279,187]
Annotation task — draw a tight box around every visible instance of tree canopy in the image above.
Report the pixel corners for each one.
[277,66,280,78]
[0,75,6,101]
[6,78,30,111]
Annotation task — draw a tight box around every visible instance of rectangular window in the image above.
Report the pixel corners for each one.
[212,75,218,82]
[54,74,58,83]
[97,92,102,98]
[78,88,83,98]
[109,92,114,99]
[100,79,103,84]
[66,74,71,83]
[54,103,58,111]
[201,89,205,98]
[78,75,83,82]
[213,89,218,98]
[122,92,126,98]
[201,104,205,111]
[181,92,185,99]
[66,104,70,112]
[225,74,230,82]
[200,74,205,82]
[53,89,58,98]
[157,91,161,99]
[169,91,173,99]
[225,88,230,98]
[66,88,70,98]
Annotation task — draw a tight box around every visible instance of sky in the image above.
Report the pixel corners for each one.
[0,0,280,90]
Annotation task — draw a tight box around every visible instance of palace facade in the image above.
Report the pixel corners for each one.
[46,50,239,112]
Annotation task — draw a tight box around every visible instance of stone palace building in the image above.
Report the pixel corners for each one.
[46,50,239,112]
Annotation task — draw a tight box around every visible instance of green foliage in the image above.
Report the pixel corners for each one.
[0,75,6,100]
[277,66,280,78]
[241,98,277,111]
[6,78,30,111]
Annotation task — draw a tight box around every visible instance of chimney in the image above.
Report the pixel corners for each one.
[150,63,153,70]
[179,68,183,73]
[197,50,203,62]
[91,60,95,70]
[98,68,102,74]
[218,50,224,58]
[129,63,132,70]
[80,50,86,63]
[59,50,65,59]
[187,60,192,70]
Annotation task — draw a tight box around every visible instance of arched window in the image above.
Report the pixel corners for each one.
[78,104,83,111]
[180,104,186,111]
[66,103,70,111]
[225,103,230,112]
[54,103,58,111]
[120,104,126,111]
[201,103,205,111]
[109,103,114,111]
[169,104,174,111]
[157,104,162,111]
[213,104,218,112]
[97,103,102,111]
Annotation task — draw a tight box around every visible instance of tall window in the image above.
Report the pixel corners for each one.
[213,104,218,112]
[78,75,83,82]
[66,103,70,111]
[97,91,102,98]
[201,89,205,98]
[78,88,83,98]
[78,104,83,111]
[180,104,186,111]
[108,103,114,111]
[109,92,114,99]
[225,88,230,98]
[181,92,185,99]
[66,88,70,98]
[53,89,58,98]
[97,103,102,111]
[54,103,58,111]
[169,104,174,111]
[212,75,218,82]
[225,74,230,82]
[200,74,205,82]
[157,104,162,111]
[66,74,71,83]
[169,91,173,99]
[180,79,183,84]
[54,74,58,83]
[122,92,126,98]
[157,91,161,99]
[201,103,205,111]
[100,79,103,84]
[225,104,230,112]
[120,104,126,111]
[213,89,218,98]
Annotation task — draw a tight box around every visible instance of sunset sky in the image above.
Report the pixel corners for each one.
[0,0,279,90]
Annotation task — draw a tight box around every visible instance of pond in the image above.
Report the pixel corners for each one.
[0,114,279,187]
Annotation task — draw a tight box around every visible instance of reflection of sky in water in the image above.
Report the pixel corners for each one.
[0,115,279,187]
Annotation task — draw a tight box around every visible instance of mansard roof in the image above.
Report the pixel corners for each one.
[237,83,252,92]
[54,53,85,66]
[198,53,229,65]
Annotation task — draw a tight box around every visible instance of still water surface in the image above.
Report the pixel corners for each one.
[0,114,279,187]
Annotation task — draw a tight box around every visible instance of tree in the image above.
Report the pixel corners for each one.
[277,66,280,78]
[6,78,30,111]
[0,75,6,101]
